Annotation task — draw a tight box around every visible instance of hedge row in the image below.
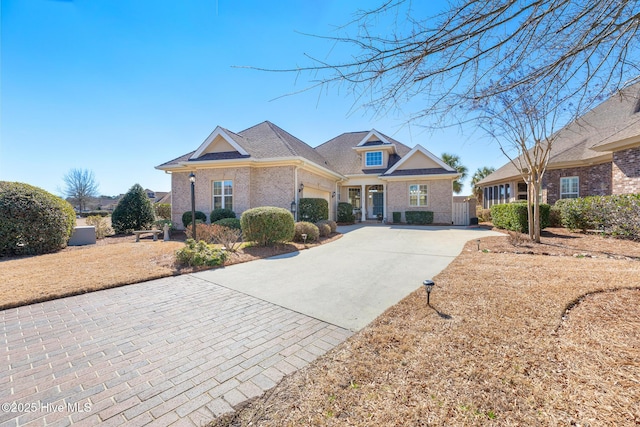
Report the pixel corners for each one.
[555,194,640,239]
[490,202,550,233]
[182,208,237,227]
[405,211,434,225]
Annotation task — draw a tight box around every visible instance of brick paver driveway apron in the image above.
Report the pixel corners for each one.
[1,276,351,426]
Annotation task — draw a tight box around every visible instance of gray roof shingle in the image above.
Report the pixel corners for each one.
[315,131,412,175]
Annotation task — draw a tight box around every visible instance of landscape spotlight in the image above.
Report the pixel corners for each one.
[423,280,435,305]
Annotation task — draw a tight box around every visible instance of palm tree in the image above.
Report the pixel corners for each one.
[441,153,468,194]
[471,166,496,202]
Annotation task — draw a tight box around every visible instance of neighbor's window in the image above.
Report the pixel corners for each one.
[365,151,383,167]
[560,176,579,199]
[409,184,428,206]
[212,180,233,210]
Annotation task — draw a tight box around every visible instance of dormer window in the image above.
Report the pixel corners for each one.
[365,151,383,167]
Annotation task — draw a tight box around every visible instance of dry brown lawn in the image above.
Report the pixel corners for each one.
[211,228,640,426]
[0,233,341,311]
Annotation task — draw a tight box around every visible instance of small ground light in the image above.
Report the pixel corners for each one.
[477,239,481,251]
[301,233,308,244]
[423,280,435,305]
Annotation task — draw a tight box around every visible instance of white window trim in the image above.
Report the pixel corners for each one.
[408,183,428,207]
[212,180,233,210]
[365,151,383,167]
[560,176,579,199]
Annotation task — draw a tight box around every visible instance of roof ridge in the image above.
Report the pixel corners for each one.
[265,121,299,156]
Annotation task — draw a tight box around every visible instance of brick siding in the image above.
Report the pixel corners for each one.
[543,162,612,204]
[386,179,453,224]
[612,146,640,194]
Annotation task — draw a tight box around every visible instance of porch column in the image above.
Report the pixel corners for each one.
[361,184,366,220]
[383,184,387,222]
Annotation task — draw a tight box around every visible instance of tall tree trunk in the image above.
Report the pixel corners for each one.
[526,178,534,240]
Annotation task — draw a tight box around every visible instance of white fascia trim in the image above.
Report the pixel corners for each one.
[356,129,394,146]
[385,144,455,175]
[190,126,249,159]
[172,156,344,180]
[590,134,640,152]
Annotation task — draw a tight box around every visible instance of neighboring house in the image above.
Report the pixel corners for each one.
[156,121,460,228]
[477,82,640,208]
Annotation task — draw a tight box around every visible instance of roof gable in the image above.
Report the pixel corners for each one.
[357,129,394,146]
[385,145,454,175]
[191,126,249,159]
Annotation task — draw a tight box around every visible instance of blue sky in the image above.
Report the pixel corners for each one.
[1,0,506,197]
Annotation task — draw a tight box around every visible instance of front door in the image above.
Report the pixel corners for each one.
[367,185,384,219]
[372,192,384,217]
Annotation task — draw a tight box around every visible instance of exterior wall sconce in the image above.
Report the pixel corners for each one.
[423,280,435,305]
[290,201,297,214]
[298,183,304,193]
[332,191,336,198]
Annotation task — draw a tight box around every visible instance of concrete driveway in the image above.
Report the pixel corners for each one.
[195,224,502,330]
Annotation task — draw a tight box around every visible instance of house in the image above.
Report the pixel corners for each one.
[477,82,640,208]
[156,121,460,228]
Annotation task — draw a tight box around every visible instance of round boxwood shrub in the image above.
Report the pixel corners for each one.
[295,222,320,242]
[214,218,241,230]
[112,184,156,234]
[315,222,331,237]
[240,206,294,246]
[210,208,236,223]
[316,219,337,233]
[0,181,76,256]
[182,210,207,228]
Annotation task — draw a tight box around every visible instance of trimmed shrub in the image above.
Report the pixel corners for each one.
[392,212,401,223]
[0,182,76,256]
[490,202,550,233]
[298,198,329,223]
[549,205,563,227]
[214,218,241,230]
[556,194,640,239]
[241,206,295,246]
[155,203,171,220]
[86,215,113,239]
[210,208,236,223]
[337,202,355,224]
[295,222,320,242]
[316,219,337,233]
[79,210,109,218]
[176,239,227,267]
[112,184,156,234]
[182,210,207,228]
[316,222,331,237]
[405,211,434,225]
